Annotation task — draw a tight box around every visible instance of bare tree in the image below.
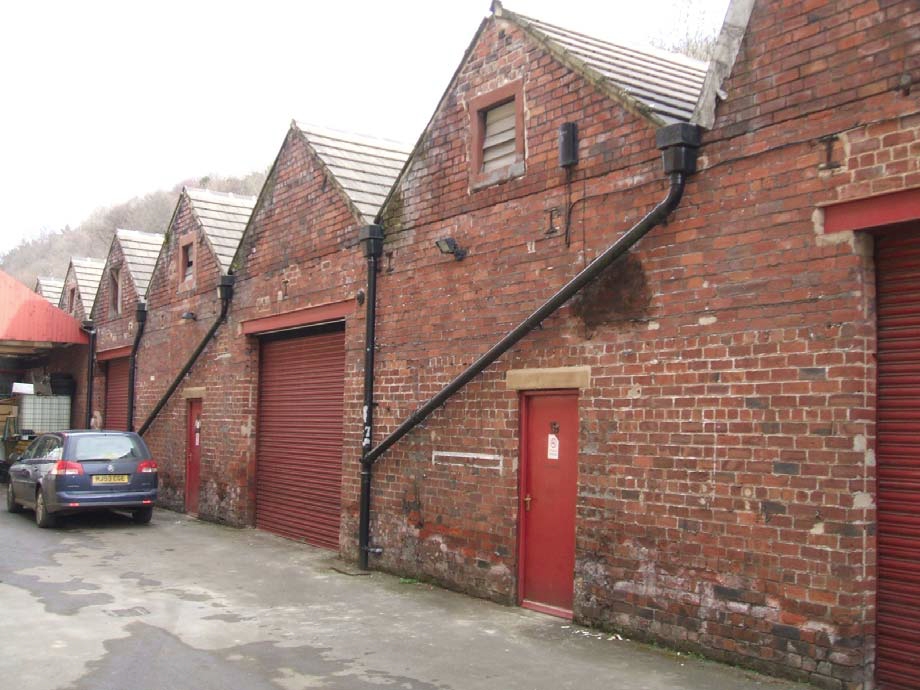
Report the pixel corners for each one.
[652,0,722,62]
[1,169,267,288]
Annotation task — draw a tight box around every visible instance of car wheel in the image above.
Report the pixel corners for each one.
[6,483,22,513]
[35,489,56,528]
[132,506,154,524]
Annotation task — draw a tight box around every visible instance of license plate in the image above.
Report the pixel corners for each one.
[92,474,129,485]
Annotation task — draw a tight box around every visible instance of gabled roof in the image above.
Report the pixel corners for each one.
[63,257,105,314]
[185,188,256,273]
[115,228,164,297]
[495,2,708,125]
[34,276,64,306]
[0,271,88,356]
[379,3,709,221]
[293,122,411,224]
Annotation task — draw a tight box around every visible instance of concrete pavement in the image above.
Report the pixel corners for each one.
[0,508,812,690]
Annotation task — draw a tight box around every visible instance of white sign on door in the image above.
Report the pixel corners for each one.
[547,433,560,460]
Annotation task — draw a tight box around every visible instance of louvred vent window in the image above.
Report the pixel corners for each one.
[481,100,517,172]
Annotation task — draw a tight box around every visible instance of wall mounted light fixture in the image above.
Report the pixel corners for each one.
[181,311,197,321]
[435,237,467,261]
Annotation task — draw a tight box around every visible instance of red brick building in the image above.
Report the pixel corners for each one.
[134,188,255,516]
[156,122,408,532]
[59,257,104,322]
[66,1,916,687]
[91,228,163,430]
[330,2,920,689]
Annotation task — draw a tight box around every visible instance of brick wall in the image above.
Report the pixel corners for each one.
[91,237,144,426]
[230,127,368,530]
[135,193,230,515]
[364,13,666,600]
[348,3,920,688]
[59,266,88,323]
[132,130,371,529]
[72,1,916,686]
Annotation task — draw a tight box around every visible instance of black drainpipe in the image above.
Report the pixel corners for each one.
[81,320,96,429]
[126,301,147,431]
[358,224,384,570]
[138,275,235,436]
[357,122,701,563]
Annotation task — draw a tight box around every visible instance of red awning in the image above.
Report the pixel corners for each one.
[0,270,89,356]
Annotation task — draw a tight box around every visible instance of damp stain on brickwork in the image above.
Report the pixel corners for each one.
[571,253,651,333]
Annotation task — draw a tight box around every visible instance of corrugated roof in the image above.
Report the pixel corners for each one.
[70,257,105,315]
[34,277,64,306]
[293,122,412,224]
[115,228,163,297]
[499,4,708,125]
[185,188,256,273]
[1,270,88,355]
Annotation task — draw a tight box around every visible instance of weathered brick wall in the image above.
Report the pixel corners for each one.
[59,267,88,322]
[363,14,664,601]
[91,238,143,426]
[135,195,229,515]
[93,239,141,353]
[132,130,371,530]
[230,128,368,531]
[349,2,920,688]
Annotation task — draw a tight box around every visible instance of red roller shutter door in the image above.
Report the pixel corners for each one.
[105,357,130,431]
[256,326,345,549]
[876,225,920,690]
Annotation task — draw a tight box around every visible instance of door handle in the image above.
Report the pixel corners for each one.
[524,494,532,511]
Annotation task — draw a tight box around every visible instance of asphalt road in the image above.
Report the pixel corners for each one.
[0,505,812,690]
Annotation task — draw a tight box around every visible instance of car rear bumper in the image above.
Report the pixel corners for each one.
[49,490,157,513]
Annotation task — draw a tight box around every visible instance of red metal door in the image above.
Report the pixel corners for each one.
[876,225,920,690]
[519,390,578,618]
[185,399,202,515]
[256,325,345,549]
[104,357,129,430]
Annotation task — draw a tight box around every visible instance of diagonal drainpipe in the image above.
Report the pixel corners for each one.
[357,122,702,567]
[137,275,235,436]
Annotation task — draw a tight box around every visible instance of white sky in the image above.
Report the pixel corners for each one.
[0,0,729,256]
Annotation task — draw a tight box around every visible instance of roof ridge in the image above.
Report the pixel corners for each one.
[71,256,106,266]
[290,121,410,225]
[495,4,707,124]
[181,187,254,275]
[506,8,707,72]
[293,121,413,154]
[116,227,164,238]
[185,187,257,203]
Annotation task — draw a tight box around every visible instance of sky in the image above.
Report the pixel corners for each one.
[0,0,730,256]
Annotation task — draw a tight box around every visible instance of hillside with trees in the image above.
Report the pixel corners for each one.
[1,171,266,289]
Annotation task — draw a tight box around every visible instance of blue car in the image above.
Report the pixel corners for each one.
[6,430,158,527]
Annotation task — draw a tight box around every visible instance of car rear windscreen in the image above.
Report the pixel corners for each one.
[70,435,150,461]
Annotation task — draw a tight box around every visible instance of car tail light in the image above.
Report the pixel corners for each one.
[51,461,84,476]
[138,460,158,473]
